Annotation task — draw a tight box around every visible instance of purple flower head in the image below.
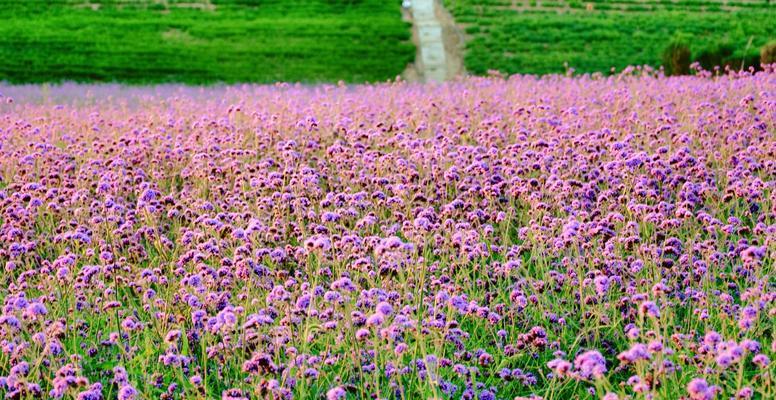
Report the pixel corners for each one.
[547,358,572,377]
[752,354,770,368]
[376,301,393,316]
[573,350,607,379]
[326,386,346,400]
[639,301,660,319]
[366,313,384,327]
[687,378,717,400]
[117,385,137,400]
[617,343,651,363]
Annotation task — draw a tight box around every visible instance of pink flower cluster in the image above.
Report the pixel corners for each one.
[0,68,774,399]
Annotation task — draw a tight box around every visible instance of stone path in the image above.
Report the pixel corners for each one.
[410,0,448,82]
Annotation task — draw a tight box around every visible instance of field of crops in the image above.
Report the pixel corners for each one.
[443,0,776,75]
[0,69,773,399]
[0,0,414,84]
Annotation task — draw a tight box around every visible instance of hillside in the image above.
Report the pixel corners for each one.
[0,0,415,84]
[443,0,776,75]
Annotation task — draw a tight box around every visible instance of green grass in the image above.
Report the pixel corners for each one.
[443,0,776,75]
[0,0,415,84]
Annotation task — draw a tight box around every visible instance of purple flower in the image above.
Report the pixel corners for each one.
[547,358,572,377]
[117,385,137,400]
[295,294,312,310]
[574,350,607,379]
[366,313,384,327]
[355,328,370,341]
[687,378,716,400]
[375,301,393,316]
[752,354,770,368]
[639,301,660,319]
[326,386,346,400]
[479,389,496,400]
[617,343,651,363]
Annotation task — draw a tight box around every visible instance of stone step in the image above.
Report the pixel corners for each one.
[411,0,449,82]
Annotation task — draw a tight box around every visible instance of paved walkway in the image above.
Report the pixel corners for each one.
[410,0,448,82]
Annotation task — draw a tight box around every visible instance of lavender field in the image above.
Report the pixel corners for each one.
[0,69,774,400]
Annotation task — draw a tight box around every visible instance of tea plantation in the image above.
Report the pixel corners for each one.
[0,0,414,84]
[443,0,776,75]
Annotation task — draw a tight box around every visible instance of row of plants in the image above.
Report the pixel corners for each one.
[663,41,776,75]
[0,0,414,84]
[443,1,775,75]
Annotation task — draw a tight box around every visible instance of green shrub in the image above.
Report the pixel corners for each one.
[695,43,734,70]
[567,0,583,9]
[662,41,692,75]
[739,52,762,70]
[466,26,481,34]
[762,41,776,65]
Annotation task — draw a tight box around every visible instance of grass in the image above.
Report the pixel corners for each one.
[443,0,776,75]
[0,0,415,84]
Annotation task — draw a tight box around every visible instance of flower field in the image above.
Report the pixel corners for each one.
[0,70,774,399]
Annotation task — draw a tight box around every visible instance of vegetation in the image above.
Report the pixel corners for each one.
[443,0,776,75]
[0,72,773,400]
[662,41,691,76]
[0,0,415,84]
[762,41,776,65]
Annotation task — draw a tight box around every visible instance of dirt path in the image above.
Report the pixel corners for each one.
[405,0,464,82]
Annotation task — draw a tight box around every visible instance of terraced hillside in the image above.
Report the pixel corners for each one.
[443,0,776,75]
[0,0,414,84]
